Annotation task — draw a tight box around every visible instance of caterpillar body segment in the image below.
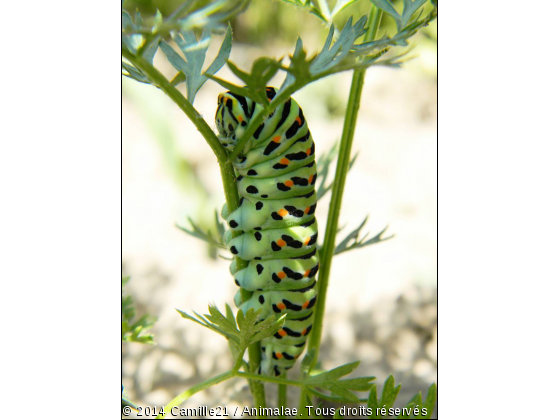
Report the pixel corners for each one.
[236,162,317,200]
[221,191,317,232]
[235,132,315,178]
[216,87,319,376]
[225,220,319,261]
[229,255,319,292]
[237,286,318,320]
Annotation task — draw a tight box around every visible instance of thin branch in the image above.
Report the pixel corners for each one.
[298,4,384,412]
[122,45,266,410]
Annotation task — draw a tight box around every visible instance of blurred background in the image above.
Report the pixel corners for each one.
[122,0,436,417]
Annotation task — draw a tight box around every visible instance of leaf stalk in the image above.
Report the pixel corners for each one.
[122,46,266,412]
[297,4,384,411]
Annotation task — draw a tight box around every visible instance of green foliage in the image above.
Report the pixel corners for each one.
[420,383,437,419]
[368,374,402,418]
[159,24,232,103]
[176,210,226,250]
[122,277,156,344]
[394,383,437,419]
[221,58,285,104]
[275,0,329,23]
[370,0,427,32]
[177,305,286,364]
[121,6,160,84]
[354,1,437,52]
[276,0,371,24]
[122,0,249,37]
[334,217,393,256]
[122,0,437,415]
[122,0,242,95]
[122,7,161,59]
[217,7,436,161]
[210,14,405,112]
[367,376,437,419]
[304,361,375,402]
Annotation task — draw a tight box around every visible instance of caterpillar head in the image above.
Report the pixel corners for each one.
[215,88,277,151]
[216,92,252,151]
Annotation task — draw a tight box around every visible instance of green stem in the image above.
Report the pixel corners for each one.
[156,371,234,419]
[246,344,266,416]
[297,4,383,412]
[122,47,266,410]
[235,371,303,387]
[122,47,227,162]
[278,374,287,419]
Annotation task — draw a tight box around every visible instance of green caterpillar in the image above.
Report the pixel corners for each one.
[216,87,319,376]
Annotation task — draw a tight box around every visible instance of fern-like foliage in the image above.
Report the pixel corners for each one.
[275,0,369,23]
[122,277,156,344]
[334,218,393,256]
[177,304,286,364]
[122,0,241,102]
[367,376,437,419]
[211,0,437,102]
[176,210,227,250]
[122,0,249,37]
[122,0,436,117]
[159,24,232,103]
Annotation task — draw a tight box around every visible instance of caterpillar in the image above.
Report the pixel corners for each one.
[216,87,319,377]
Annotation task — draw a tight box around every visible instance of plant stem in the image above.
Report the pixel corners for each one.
[235,371,303,387]
[122,47,227,162]
[278,375,287,419]
[246,344,266,416]
[156,371,234,419]
[297,4,383,412]
[122,47,266,410]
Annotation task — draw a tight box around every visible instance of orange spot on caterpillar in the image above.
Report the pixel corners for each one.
[304,207,310,214]
[280,158,290,165]
[301,328,307,335]
[284,180,294,187]
[295,116,302,125]
[278,272,286,279]
[302,301,310,309]
[276,352,283,359]
[277,302,286,310]
[278,209,288,217]
[304,237,310,246]
[278,329,287,336]
[308,175,314,184]
[306,148,311,156]
[277,239,287,247]
[273,136,281,143]
[237,115,244,122]
[304,270,310,277]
